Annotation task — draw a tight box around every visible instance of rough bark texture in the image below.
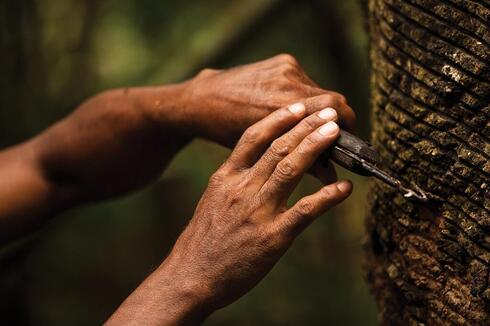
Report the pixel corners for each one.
[365,0,490,325]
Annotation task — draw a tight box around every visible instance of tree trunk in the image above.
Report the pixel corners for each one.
[365,0,489,325]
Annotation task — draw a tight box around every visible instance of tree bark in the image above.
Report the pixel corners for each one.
[365,0,489,325]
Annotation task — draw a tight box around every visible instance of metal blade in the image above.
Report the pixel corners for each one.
[333,145,429,202]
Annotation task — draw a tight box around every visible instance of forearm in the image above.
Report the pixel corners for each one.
[106,257,210,326]
[0,143,63,241]
[35,84,193,199]
[0,83,193,243]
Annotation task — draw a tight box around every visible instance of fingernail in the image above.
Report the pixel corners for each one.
[288,103,305,115]
[318,107,337,120]
[336,180,353,194]
[318,121,339,135]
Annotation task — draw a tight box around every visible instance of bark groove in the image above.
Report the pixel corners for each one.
[365,0,489,324]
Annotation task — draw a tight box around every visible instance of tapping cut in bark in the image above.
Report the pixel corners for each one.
[365,0,489,325]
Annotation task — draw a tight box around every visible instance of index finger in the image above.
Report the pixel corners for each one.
[227,103,306,169]
[259,121,340,205]
[302,94,356,132]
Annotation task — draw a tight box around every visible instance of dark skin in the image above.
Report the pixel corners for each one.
[0,54,355,324]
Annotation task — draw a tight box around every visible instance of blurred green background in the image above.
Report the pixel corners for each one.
[0,0,376,324]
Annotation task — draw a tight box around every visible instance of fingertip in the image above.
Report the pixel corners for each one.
[336,180,353,195]
[318,121,340,136]
[317,107,337,121]
[287,102,306,116]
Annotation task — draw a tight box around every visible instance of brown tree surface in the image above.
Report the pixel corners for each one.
[365,0,489,324]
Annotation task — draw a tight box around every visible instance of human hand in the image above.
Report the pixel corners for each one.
[180,54,355,147]
[148,102,353,323]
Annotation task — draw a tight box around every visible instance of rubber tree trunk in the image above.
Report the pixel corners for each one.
[365,0,489,325]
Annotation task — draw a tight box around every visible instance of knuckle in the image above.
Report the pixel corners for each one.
[277,53,298,65]
[270,139,290,157]
[270,75,286,85]
[197,68,219,77]
[301,85,323,97]
[297,199,314,217]
[208,168,229,186]
[241,127,261,144]
[297,136,316,154]
[276,159,297,180]
[324,93,335,103]
[208,171,224,185]
[311,94,335,108]
[328,91,347,104]
[276,80,300,93]
[301,116,319,131]
[321,185,339,199]
[277,63,295,76]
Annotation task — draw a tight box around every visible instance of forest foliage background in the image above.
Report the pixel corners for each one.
[0,0,377,324]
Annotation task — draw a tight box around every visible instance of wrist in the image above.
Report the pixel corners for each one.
[154,259,214,324]
[152,74,236,145]
[108,259,213,325]
[131,82,197,141]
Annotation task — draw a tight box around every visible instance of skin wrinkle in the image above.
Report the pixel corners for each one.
[108,106,353,325]
[0,54,356,325]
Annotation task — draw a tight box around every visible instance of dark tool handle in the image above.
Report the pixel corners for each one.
[328,130,381,176]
